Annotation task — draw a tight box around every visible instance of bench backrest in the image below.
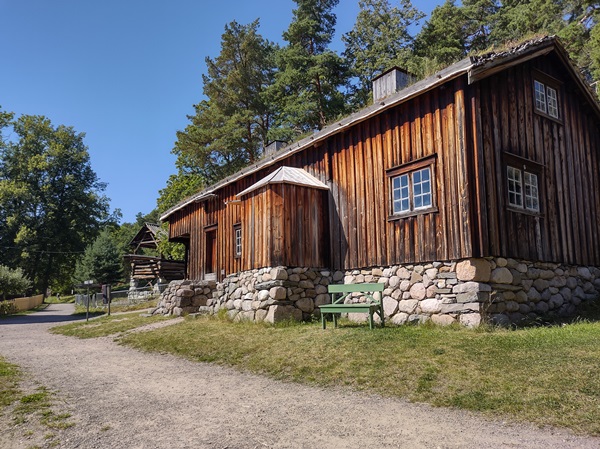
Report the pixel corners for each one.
[328,283,384,293]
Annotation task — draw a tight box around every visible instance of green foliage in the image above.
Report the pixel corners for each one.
[343,0,424,108]
[0,265,32,300]
[0,110,113,294]
[414,0,467,68]
[172,20,278,187]
[0,300,17,315]
[73,229,123,286]
[272,0,349,133]
[157,172,205,215]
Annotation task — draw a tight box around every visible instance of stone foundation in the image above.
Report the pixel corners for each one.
[152,258,600,326]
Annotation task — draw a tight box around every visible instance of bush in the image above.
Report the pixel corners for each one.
[0,300,17,316]
[0,266,32,300]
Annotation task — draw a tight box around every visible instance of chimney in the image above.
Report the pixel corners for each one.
[264,140,286,158]
[372,67,414,103]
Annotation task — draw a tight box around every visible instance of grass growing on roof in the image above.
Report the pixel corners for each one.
[112,315,600,435]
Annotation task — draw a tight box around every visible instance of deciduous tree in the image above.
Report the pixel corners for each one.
[0,111,112,294]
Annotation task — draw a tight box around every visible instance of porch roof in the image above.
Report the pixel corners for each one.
[236,166,329,198]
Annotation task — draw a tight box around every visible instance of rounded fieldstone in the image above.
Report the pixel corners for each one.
[460,314,481,328]
[398,299,418,314]
[391,312,409,325]
[496,257,508,267]
[269,286,287,300]
[396,267,411,279]
[270,267,288,280]
[382,297,398,317]
[409,283,427,300]
[296,297,314,313]
[431,314,456,326]
[420,298,442,314]
[490,267,513,284]
[535,301,549,313]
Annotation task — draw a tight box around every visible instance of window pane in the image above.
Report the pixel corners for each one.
[392,174,410,214]
[534,80,547,113]
[412,167,432,210]
[524,171,540,212]
[546,86,559,118]
[507,166,523,207]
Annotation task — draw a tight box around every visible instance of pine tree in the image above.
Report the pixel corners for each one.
[414,0,467,69]
[171,20,277,187]
[343,0,424,108]
[272,0,349,134]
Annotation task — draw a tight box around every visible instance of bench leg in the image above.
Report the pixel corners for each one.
[368,311,374,330]
[321,312,327,329]
[333,313,338,328]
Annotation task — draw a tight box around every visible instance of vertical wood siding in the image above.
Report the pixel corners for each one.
[167,55,600,280]
[168,77,475,279]
[473,54,600,265]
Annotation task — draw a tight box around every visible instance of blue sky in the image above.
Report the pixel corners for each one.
[1,0,439,224]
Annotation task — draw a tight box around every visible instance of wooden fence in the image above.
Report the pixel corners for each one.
[12,294,44,312]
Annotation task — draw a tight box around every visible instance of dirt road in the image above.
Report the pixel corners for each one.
[0,303,598,449]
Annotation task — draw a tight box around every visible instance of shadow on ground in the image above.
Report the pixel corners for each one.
[0,305,85,326]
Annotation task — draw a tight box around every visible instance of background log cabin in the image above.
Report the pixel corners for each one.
[161,37,600,282]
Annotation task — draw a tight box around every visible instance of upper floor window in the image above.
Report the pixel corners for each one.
[534,79,559,120]
[387,155,436,219]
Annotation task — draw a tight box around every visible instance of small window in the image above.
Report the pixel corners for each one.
[534,79,559,119]
[233,224,242,257]
[507,165,539,213]
[387,155,436,218]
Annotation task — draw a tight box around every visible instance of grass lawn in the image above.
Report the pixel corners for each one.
[0,356,21,409]
[53,314,600,435]
[51,311,173,339]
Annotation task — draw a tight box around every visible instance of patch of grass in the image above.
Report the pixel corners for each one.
[45,295,75,304]
[116,315,600,436]
[51,312,172,339]
[72,298,158,316]
[0,356,21,408]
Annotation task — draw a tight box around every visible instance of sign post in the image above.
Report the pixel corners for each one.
[84,280,93,322]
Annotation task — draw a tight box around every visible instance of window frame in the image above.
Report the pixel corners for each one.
[233,223,242,258]
[533,72,562,122]
[503,152,543,216]
[386,154,437,220]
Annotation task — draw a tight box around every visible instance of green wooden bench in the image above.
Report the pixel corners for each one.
[319,283,385,329]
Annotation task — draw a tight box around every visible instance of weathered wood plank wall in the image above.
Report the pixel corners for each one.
[473,54,600,265]
[168,77,475,279]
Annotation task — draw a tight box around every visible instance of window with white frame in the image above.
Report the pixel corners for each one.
[234,224,242,257]
[507,165,539,212]
[389,160,434,217]
[534,79,559,119]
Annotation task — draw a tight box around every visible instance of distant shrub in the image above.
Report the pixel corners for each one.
[0,265,32,301]
[0,300,17,316]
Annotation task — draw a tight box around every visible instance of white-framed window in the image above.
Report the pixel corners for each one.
[524,171,539,212]
[507,165,539,212]
[234,224,242,257]
[389,163,434,216]
[534,79,559,119]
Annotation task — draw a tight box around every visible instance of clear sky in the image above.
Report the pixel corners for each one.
[1,0,439,224]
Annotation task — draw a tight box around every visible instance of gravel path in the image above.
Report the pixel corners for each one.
[0,303,598,449]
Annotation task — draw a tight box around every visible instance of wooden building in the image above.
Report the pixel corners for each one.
[161,37,600,287]
[124,223,185,283]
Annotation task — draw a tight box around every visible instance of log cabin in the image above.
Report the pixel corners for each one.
[157,37,600,325]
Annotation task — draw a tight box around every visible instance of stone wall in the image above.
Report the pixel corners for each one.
[152,258,600,326]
